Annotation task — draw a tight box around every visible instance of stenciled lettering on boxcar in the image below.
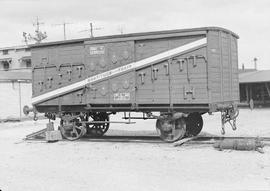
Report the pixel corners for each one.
[89,46,105,55]
[113,92,130,101]
[86,63,133,83]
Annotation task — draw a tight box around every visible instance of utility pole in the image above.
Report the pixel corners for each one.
[89,22,102,37]
[53,21,73,40]
[118,25,125,34]
[79,22,102,38]
[90,23,93,38]
[33,16,44,32]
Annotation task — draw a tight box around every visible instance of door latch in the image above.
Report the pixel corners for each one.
[38,81,44,91]
[77,66,83,78]
[190,55,197,67]
[89,85,97,99]
[164,63,169,75]
[58,73,62,85]
[176,59,185,72]
[77,92,84,103]
[47,77,53,88]
[139,72,146,84]
[152,68,159,80]
[67,69,72,81]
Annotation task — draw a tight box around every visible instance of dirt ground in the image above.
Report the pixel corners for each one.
[0,108,270,191]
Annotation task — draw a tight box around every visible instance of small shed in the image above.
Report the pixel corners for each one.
[0,71,32,120]
[239,70,270,107]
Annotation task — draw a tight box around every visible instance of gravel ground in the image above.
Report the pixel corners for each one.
[0,108,270,191]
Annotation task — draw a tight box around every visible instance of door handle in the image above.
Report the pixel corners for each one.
[89,85,97,99]
[152,68,159,80]
[77,92,84,103]
[38,81,44,91]
[58,73,62,85]
[77,66,83,78]
[139,72,146,84]
[67,69,72,81]
[177,59,185,72]
[191,55,197,67]
[47,77,53,88]
[164,63,169,75]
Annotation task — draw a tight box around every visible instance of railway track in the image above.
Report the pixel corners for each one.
[24,133,270,145]
[80,135,270,145]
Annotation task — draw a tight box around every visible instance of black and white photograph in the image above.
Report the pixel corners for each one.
[0,0,270,190]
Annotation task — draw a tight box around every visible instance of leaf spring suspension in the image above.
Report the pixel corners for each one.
[221,106,239,135]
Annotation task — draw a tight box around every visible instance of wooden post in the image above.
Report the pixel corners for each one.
[245,84,249,102]
[18,81,22,120]
[249,84,253,100]
[261,84,265,104]
[265,83,270,97]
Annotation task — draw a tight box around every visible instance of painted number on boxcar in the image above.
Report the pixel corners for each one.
[89,46,105,55]
[113,92,130,101]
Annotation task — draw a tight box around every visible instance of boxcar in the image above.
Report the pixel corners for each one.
[28,27,240,142]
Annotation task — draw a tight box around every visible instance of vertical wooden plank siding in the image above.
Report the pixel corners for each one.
[218,31,224,102]
[206,31,210,103]
[235,36,240,101]
[228,33,232,100]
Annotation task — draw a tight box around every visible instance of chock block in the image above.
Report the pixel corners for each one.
[45,130,62,142]
[46,122,54,131]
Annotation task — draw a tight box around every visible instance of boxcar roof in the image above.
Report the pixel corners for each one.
[30,27,239,48]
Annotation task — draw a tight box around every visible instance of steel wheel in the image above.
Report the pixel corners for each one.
[185,112,203,137]
[156,117,186,142]
[60,116,86,141]
[87,112,110,137]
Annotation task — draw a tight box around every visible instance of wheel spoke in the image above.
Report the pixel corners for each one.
[156,117,186,142]
[75,125,82,131]
[60,116,85,141]
[60,113,109,140]
[73,128,79,137]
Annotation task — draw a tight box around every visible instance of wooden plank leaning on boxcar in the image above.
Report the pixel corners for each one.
[26,27,240,142]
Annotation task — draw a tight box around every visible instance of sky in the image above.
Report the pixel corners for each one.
[0,0,269,69]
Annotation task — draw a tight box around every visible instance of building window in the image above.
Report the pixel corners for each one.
[25,59,32,68]
[3,61,10,70]
[3,50,9,55]
[20,57,31,68]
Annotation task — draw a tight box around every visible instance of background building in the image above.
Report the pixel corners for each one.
[239,70,270,107]
[0,45,31,71]
[0,46,32,120]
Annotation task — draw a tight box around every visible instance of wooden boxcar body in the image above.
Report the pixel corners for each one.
[29,27,240,141]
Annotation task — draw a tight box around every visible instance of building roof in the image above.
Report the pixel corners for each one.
[0,58,12,62]
[0,70,31,81]
[239,70,270,84]
[238,68,257,74]
[0,45,30,51]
